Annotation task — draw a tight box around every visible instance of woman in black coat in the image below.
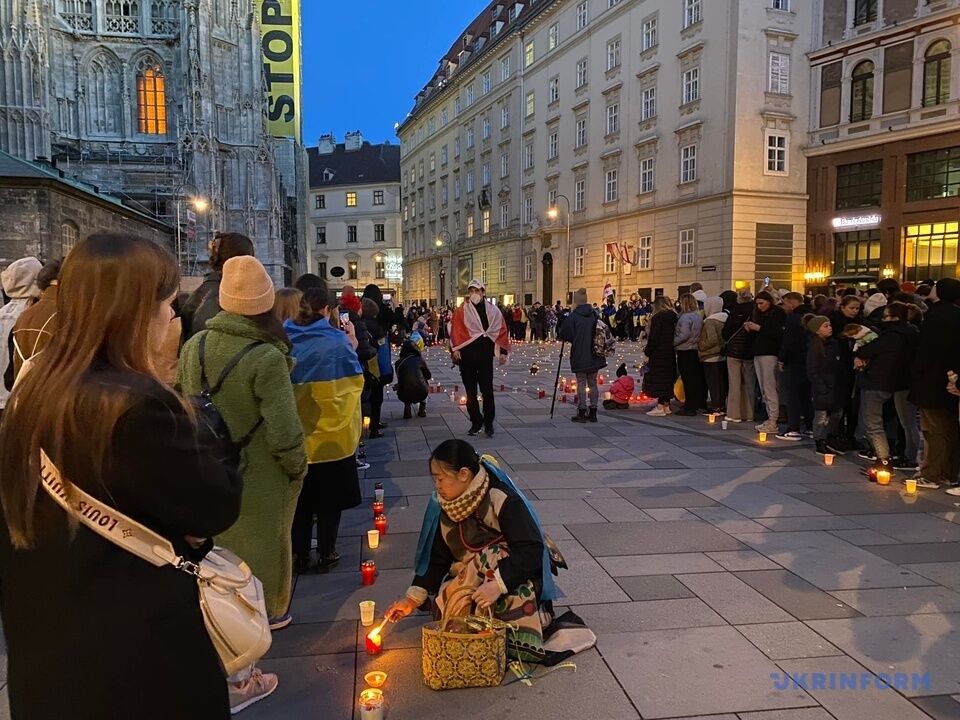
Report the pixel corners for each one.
[643,297,678,417]
[395,340,433,418]
[723,292,757,423]
[0,235,242,720]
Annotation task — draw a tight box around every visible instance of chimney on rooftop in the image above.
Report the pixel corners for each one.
[345,131,363,151]
[318,133,336,154]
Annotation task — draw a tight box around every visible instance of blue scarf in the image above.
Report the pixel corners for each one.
[413,456,558,601]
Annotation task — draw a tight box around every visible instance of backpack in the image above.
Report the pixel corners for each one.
[593,320,616,358]
[191,333,265,472]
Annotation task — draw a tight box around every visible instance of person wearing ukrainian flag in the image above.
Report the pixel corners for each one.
[285,286,365,575]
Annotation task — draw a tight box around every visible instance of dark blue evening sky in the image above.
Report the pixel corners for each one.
[300,2,484,148]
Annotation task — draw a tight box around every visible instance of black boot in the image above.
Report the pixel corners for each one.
[418,403,427,418]
[402,405,412,420]
[571,409,588,424]
[588,407,598,423]
[467,422,483,436]
[815,440,830,456]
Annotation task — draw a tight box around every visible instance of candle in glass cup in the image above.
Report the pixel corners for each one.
[374,483,384,503]
[374,514,388,535]
[876,470,891,485]
[824,454,835,466]
[365,630,383,655]
[538,389,546,399]
[708,414,716,424]
[372,501,385,518]
[358,688,384,720]
[904,477,918,495]
[361,560,377,586]
[758,432,768,443]
[367,529,380,549]
[363,416,371,430]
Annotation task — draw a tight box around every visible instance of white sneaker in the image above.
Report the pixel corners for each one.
[945,486,960,497]
[230,669,279,714]
[776,431,803,442]
[725,417,743,423]
[647,407,668,417]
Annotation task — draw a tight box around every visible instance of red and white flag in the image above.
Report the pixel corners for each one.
[603,282,615,298]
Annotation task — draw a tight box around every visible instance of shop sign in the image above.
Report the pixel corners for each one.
[385,256,404,280]
[832,213,881,231]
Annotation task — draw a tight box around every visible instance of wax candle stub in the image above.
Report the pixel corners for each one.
[758,432,768,443]
[365,630,383,655]
[904,477,918,495]
[876,470,891,486]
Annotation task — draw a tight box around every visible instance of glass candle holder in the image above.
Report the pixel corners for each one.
[374,514,388,535]
[365,631,383,656]
[824,454,835,466]
[361,560,376,586]
[876,470,891,486]
[758,432,768,443]
[904,477,918,495]
[372,501,385,518]
[367,530,380,549]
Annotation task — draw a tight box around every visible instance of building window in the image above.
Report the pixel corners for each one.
[499,257,507,283]
[836,160,882,209]
[316,226,327,244]
[575,179,586,210]
[501,106,510,129]
[606,103,620,135]
[467,84,475,106]
[768,52,790,95]
[347,225,358,243]
[683,0,702,28]
[455,96,462,115]
[136,62,166,135]
[105,0,140,33]
[374,224,385,242]
[524,254,533,281]
[346,192,357,207]
[430,154,436,173]
[904,222,959,282]
[772,0,790,9]
[682,67,700,104]
[482,117,491,139]
[61,0,94,31]
[576,58,589,88]
[315,194,325,209]
[923,41,952,107]
[524,142,534,170]
[482,208,491,233]
[766,133,788,175]
[501,153,510,178]
[549,76,560,104]
[501,55,511,81]
[482,163,491,186]
[680,144,698,183]
[467,127,475,148]
[548,131,559,159]
[524,91,535,119]
[574,246,585,276]
[606,39,621,71]
[605,169,619,202]
[318,261,327,278]
[608,0,621,8]
[679,229,696,266]
[576,1,589,30]
[640,157,655,193]
[549,189,558,207]
[638,235,652,270]
[854,0,877,26]
[441,183,448,206]
[441,108,448,126]
[455,175,461,199]
[373,190,384,206]
[907,147,960,202]
[850,60,874,122]
[480,261,488,285]
[372,260,385,280]
[641,88,657,120]
[524,196,534,223]
[575,118,587,148]
[441,145,449,166]
[525,40,535,67]
[500,203,510,228]
[467,214,475,237]
[455,137,461,157]
[482,70,491,95]
[835,230,880,274]
[642,17,658,51]
[548,23,559,51]
[604,249,616,273]
[466,171,474,193]
[61,222,78,254]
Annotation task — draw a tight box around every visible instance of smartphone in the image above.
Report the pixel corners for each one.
[340,312,350,327]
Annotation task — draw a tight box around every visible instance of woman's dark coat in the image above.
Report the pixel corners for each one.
[558,304,607,374]
[643,309,678,398]
[722,302,756,360]
[395,343,432,404]
[807,337,846,410]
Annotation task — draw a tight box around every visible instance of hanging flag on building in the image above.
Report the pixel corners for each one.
[603,282,615,298]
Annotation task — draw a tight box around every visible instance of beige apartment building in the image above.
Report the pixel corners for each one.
[399,0,812,307]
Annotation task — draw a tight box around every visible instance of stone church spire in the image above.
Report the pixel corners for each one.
[0,0,52,160]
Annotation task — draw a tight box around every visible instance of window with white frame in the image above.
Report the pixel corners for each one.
[772,0,790,10]
[500,55,511,81]
[525,40,535,67]
[574,246,585,276]
[606,103,620,135]
[576,1,588,29]
[605,168,619,202]
[499,257,507,282]
[608,0,621,7]
[607,38,622,71]
[680,144,698,183]
[524,253,533,281]
[441,182,448,205]
[638,235,652,270]
[501,153,510,178]
[683,0,702,28]
[480,260,488,284]
[467,84,475,106]
[548,23,559,50]
[500,203,510,229]
[482,117,490,139]
[467,127,475,148]
[524,196,534,223]
[576,58,588,88]
[682,67,700,104]
[455,175,461,198]
[374,224,386,243]
[641,87,657,120]
[501,106,510,128]
[640,157,655,193]
[524,141,534,169]
[642,16,658,51]
[549,76,560,103]
[766,132,788,174]
[482,208,491,233]
[549,188,558,206]
[548,130,559,159]
[574,178,586,210]
[525,90,535,117]
[482,163,491,186]
[467,214,475,237]
[454,136,461,157]
[604,249,616,273]
[679,228,696,266]
[430,153,436,173]
[441,108,448,126]
[455,96,462,115]
[575,118,587,147]
[482,70,491,95]
[466,171,474,193]
[441,145,448,165]
[768,52,790,95]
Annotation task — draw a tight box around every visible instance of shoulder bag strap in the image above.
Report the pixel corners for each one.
[200,338,267,445]
[208,341,265,397]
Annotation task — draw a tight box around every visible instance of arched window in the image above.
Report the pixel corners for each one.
[850,60,874,122]
[87,54,122,136]
[136,61,167,135]
[923,40,952,107]
[61,222,79,255]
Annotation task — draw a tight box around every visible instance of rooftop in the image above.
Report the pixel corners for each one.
[307,141,401,188]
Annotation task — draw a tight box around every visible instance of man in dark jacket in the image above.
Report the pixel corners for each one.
[559,288,606,423]
[723,291,757,423]
[777,292,811,441]
[180,233,255,341]
[909,278,960,492]
[359,290,391,438]
[856,302,920,473]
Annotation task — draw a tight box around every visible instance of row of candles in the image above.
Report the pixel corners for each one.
[359,485,389,720]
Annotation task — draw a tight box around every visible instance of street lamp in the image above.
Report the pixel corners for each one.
[547,194,572,304]
[435,229,453,307]
[174,182,208,277]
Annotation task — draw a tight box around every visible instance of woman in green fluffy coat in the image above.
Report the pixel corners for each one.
[178,258,307,624]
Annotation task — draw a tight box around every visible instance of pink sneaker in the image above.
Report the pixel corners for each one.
[229,668,279,714]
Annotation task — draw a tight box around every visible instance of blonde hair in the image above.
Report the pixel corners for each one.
[272,287,303,324]
[679,293,699,314]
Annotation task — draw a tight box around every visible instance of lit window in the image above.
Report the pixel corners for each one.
[136,62,166,135]
[346,192,357,207]
[679,229,696,266]
[467,214,475,237]
[348,261,358,280]
[680,144,698,183]
[482,209,491,233]
[525,40,535,67]
[605,169,619,202]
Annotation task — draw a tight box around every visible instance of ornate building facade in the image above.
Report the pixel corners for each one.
[0,0,306,282]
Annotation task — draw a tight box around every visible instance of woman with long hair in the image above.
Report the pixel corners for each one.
[643,296,678,417]
[673,293,707,416]
[272,287,303,324]
[178,256,307,637]
[0,235,242,719]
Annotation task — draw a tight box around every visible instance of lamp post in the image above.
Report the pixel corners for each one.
[174,182,208,278]
[547,193,572,305]
[435,228,453,307]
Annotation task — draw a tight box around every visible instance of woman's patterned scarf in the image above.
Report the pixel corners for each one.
[438,467,489,523]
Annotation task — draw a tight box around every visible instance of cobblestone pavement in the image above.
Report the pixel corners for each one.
[10,341,960,719]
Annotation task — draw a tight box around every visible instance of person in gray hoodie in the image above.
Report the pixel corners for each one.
[0,257,41,416]
[698,296,728,413]
[674,293,707,415]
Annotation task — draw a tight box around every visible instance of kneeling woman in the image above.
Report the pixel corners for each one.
[388,440,560,662]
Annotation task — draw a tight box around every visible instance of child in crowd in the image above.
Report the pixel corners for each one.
[604,363,634,410]
[805,314,848,457]
[841,323,878,352]
[395,340,432,419]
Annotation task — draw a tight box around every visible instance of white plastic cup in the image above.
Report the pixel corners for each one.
[721,420,728,430]
[374,488,385,503]
[367,530,380,549]
[359,601,376,627]
[359,689,384,720]
[824,454,835,466]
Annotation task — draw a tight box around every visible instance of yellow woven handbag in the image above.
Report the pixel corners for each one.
[421,587,507,691]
